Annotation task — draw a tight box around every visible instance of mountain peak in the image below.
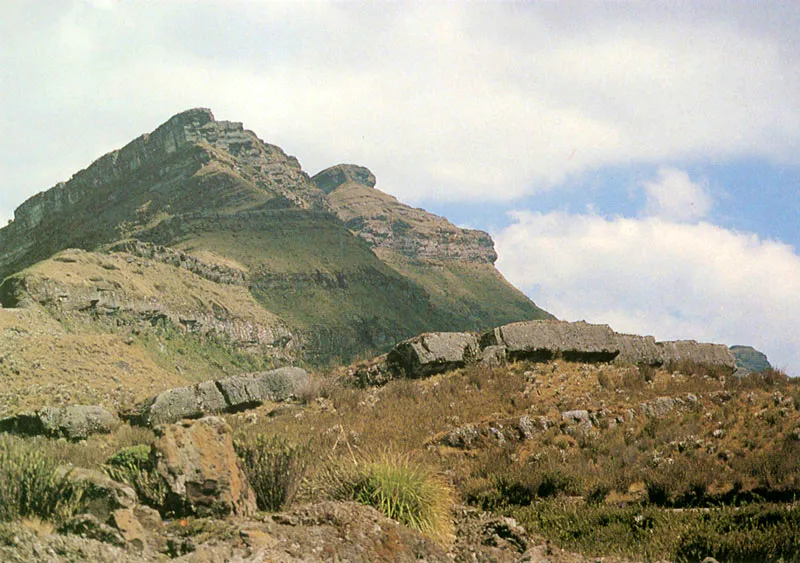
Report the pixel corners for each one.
[312,164,377,194]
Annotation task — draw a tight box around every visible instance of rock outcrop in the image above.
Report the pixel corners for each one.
[355,320,737,382]
[318,163,499,264]
[388,332,479,378]
[137,367,309,426]
[152,416,257,517]
[0,405,120,440]
[482,320,619,363]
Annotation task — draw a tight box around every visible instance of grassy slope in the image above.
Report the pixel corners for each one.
[170,212,446,363]
[0,249,292,416]
[377,250,554,330]
[235,360,800,561]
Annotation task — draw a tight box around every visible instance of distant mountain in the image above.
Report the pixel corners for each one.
[730,345,772,374]
[0,108,551,368]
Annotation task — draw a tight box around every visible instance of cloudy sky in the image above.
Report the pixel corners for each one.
[2,1,799,372]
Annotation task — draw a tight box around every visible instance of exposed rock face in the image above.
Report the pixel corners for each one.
[317,164,498,264]
[138,367,309,426]
[138,381,227,427]
[152,416,257,517]
[358,320,736,383]
[215,366,309,409]
[483,320,620,363]
[388,332,479,378]
[64,468,138,522]
[312,164,376,193]
[0,405,120,439]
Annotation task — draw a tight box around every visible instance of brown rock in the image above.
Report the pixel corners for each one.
[152,416,257,517]
[109,508,147,552]
[62,467,137,522]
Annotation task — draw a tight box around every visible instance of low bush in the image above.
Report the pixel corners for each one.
[0,435,86,523]
[317,452,455,546]
[674,504,800,562]
[512,499,800,561]
[103,444,167,509]
[234,434,309,511]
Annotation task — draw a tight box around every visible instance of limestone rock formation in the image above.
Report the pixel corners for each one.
[483,320,620,363]
[137,367,309,426]
[152,416,257,517]
[357,319,737,382]
[388,332,479,378]
[0,405,120,440]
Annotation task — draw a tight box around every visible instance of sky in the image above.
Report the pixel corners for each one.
[1,1,799,373]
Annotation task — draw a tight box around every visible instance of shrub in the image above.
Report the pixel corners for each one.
[674,504,800,562]
[234,434,309,511]
[318,452,455,546]
[0,436,86,523]
[103,444,167,509]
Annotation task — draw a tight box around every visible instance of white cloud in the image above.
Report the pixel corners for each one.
[642,167,712,222]
[1,1,799,223]
[495,211,800,374]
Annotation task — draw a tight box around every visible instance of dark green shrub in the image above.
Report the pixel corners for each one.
[0,436,86,522]
[234,434,308,512]
[674,505,800,562]
[103,444,167,509]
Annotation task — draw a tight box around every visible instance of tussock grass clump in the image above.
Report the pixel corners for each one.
[0,436,86,523]
[103,444,168,510]
[234,434,309,511]
[317,452,455,546]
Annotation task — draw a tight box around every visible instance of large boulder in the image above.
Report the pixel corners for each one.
[388,332,479,378]
[614,333,664,365]
[216,366,309,408]
[137,367,309,426]
[0,405,120,440]
[62,467,138,522]
[152,416,257,517]
[138,381,227,427]
[658,340,736,371]
[483,321,619,363]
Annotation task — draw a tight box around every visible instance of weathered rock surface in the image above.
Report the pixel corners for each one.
[483,320,620,363]
[0,405,120,439]
[311,163,377,193]
[138,381,227,427]
[657,340,736,369]
[63,467,138,522]
[354,319,737,385]
[57,514,126,547]
[318,163,499,264]
[438,415,544,450]
[216,366,309,408]
[482,320,736,370]
[388,332,479,378]
[137,367,308,426]
[152,416,257,517]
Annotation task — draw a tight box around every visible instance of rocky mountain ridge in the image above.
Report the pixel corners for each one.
[0,108,550,372]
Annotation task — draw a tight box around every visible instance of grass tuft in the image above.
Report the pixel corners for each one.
[103,444,168,510]
[316,451,455,546]
[234,434,309,512]
[0,435,86,523]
